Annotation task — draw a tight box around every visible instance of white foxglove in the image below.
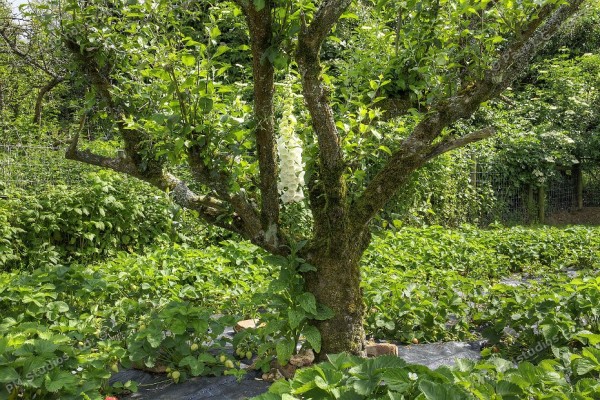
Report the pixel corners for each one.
[277,92,305,204]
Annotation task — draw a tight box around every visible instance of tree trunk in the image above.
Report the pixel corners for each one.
[303,229,371,359]
[574,163,583,210]
[538,186,546,224]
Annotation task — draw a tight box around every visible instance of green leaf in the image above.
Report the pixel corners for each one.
[198,353,216,363]
[47,301,69,313]
[276,339,295,365]
[418,380,470,400]
[371,355,407,370]
[575,333,600,345]
[33,339,59,354]
[213,45,229,58]
[169,319,187,335]
[198,97,213,114]
[298,292,317,315]
[181,54,196,67]
[352,376,378,396]
[327,353,361,370]
[264,255,288,267]
[146,329,163,348]
[210,26,221,39]
[380,368,412,392]
[45,371,78,393]
[574,358,597,376]
[378,145,392,156]
[540,324,559,341]
[495,380,524,396]
[298,263,317,273]
[288,309,306,330]
[303,325,321,353]
[0,367,19,384]
[179,355,205,376]
[269,379,293,395]
[23,357,48,376]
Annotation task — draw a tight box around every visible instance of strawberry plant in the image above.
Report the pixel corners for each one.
[1,224,599,398]
[254,349,600,399]
[124,302,237,380]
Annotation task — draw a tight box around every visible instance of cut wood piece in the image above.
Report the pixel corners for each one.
[365,342,399,357]
[234,319,261,332]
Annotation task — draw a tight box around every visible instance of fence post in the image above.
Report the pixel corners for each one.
[527,184,536,223]
[538,186,546,224]
[574,164,583,210]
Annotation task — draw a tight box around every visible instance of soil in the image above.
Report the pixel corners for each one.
[546,207,600,226]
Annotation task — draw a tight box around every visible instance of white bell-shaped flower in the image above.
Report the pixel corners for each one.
[277,90,305,204]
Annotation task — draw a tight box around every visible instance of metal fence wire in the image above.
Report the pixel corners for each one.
[1,144,599,224]
[583,166,600,208]
[0,144,93,190]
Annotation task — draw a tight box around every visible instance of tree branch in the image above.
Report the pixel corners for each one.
[64,36,265,238]
[302,0,353,52]
[0,26,62,79]
[186,146,264,239]
[424,127,495,162]
[33,76,64,124]
[350,0,586,231]
[296,0,353,177]
[65,133,236,231]
[296,0,353,245]
[244,1,281,246]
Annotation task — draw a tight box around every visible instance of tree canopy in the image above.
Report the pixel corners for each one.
[7,0,592,356]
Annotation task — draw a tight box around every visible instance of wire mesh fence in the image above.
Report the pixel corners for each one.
[583,167,600,207]
[1,143,599,225]
[471,166,530,225]
[0,144,93,190]
[547,172,577,214]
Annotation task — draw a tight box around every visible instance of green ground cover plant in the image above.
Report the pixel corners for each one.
[0,225,598,399]
[0,241,272,399]
[255,351,600,399]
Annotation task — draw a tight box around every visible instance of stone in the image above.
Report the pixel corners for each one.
[289,349,315,367]
[234,319,260,332]
[365,342,399,357]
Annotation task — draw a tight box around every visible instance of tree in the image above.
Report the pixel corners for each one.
[0,0,69,127]
[53,0,587,358]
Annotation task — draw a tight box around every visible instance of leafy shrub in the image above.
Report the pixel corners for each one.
[0,170,177,270]
[476,275,600,362]
[1,225,599,398]
[0,321,127,400]
[125,302,238,380]
[0,206,22,267]
[234,248,334,371]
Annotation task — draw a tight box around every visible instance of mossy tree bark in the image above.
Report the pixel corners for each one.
[304,248,367,358]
